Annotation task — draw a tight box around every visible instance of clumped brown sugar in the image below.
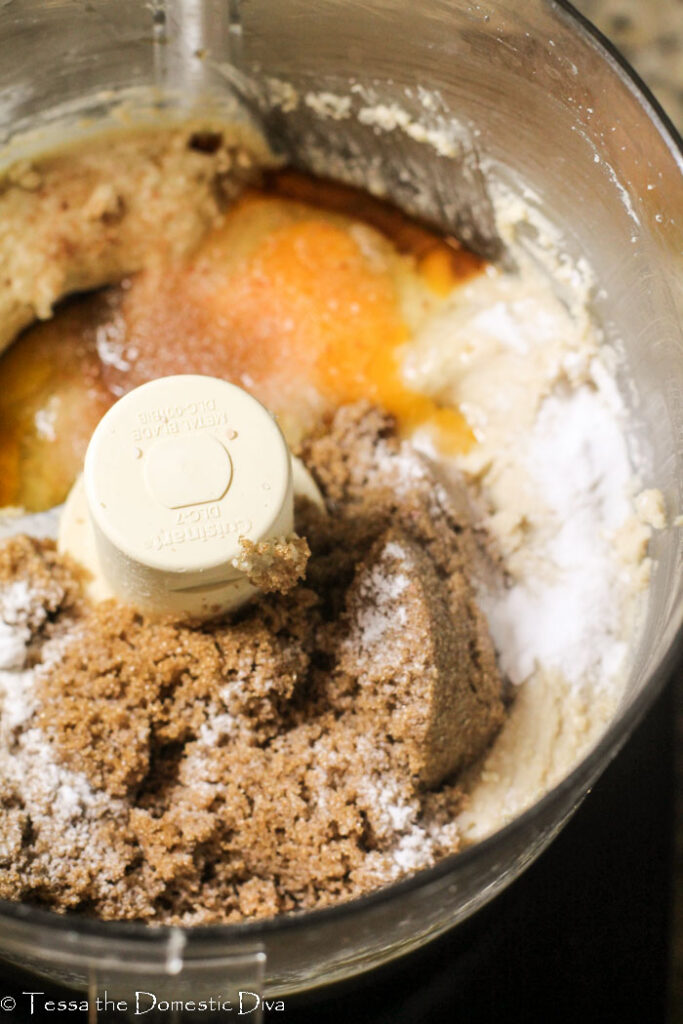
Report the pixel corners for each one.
[0,404,505,924]
[233,533,310,593]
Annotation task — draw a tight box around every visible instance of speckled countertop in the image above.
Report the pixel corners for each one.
[572,0,683,128]
[569,2,682,1019]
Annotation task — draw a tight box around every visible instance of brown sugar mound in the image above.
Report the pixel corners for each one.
[0,403,505,924]
[339,526,503,788]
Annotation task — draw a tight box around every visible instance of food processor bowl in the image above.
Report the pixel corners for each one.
[0,0,680,1006]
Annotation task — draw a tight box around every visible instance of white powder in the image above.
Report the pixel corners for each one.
[1,578,35,625]
[356,766,460,879]
[0,506,61,542]
[482,382,635,690]
[0,579,36,670]
[95,315,132,376]
[376,441,432,493]
[0,665,35,731]
[198,711,236,746]
[356,570,409,644]
[390,828,433,873]
[0,620,29,671]
[34,396,58,441]
[0,715,117,870]
[345,540,410,656]
[357,771,418,836]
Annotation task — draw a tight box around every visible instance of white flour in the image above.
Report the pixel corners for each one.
[482,383,635,691]
[349,549,410,654]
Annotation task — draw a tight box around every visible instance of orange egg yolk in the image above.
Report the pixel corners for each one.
[192,203,473,452]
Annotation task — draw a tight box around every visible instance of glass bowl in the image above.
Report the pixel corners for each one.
[0,0,680,1006]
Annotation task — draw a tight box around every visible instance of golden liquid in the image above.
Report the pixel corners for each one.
[0,295,114,510]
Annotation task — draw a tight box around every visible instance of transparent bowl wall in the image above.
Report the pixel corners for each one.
[0,0,681,1004]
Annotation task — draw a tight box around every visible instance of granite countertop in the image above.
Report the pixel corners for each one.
[571,0,683,129]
